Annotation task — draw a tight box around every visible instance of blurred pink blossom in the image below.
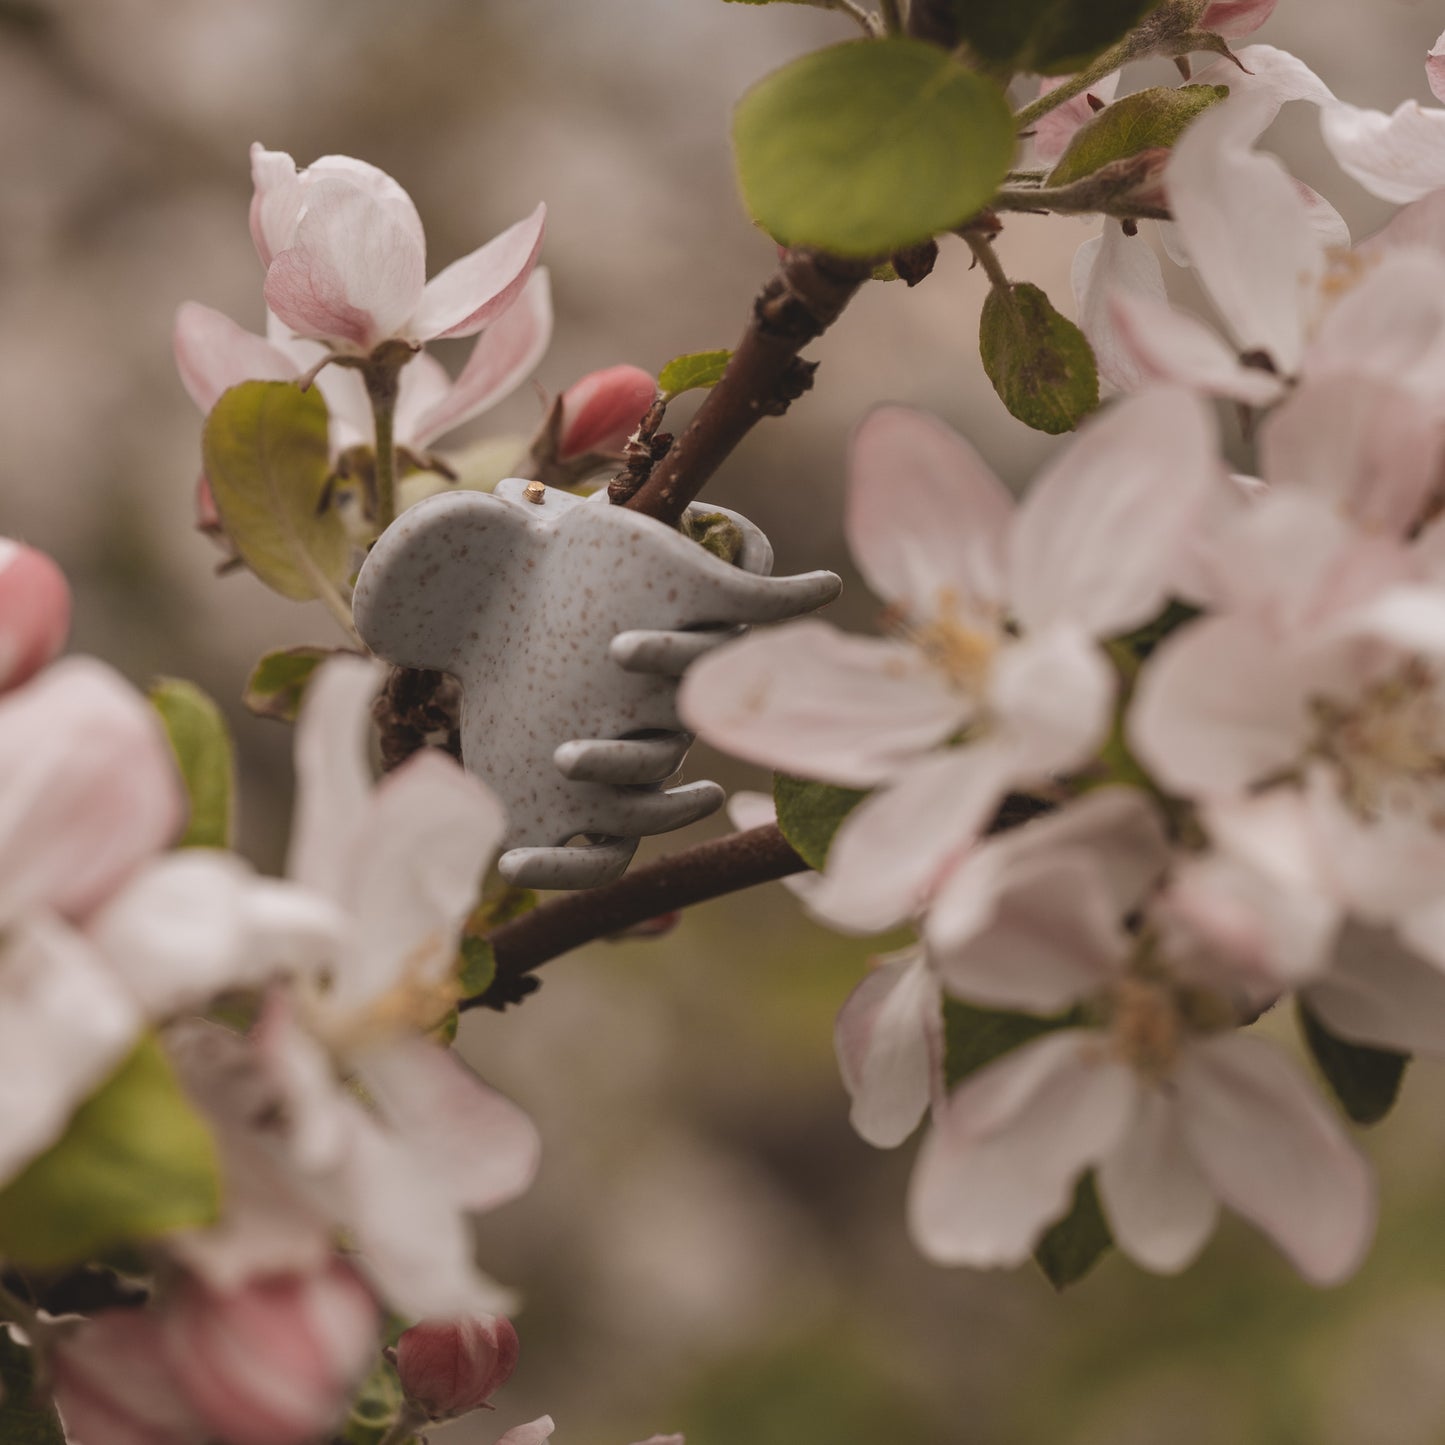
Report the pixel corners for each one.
[0,537,70,693]
[161,1263,380,1445]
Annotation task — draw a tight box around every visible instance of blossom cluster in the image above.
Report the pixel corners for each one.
[681,29,1445,1287]
[0,537,563,1441]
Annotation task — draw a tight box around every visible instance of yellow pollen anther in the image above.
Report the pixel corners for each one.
[1109,976,1184,1082]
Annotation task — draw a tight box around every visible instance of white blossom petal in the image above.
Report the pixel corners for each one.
[846,405,1014,616]
[1259,373,1443,538]
[409,205,547,342]
[1097,1088,1219,1275]
[1009,389,1221,637]
[1071,223,1170,395]
[908,1031,1137,1267]
[173,303,298,412]
[264,178,427,350]
[1167,89,1323,370]
[0,918,142,1183]
[834,951,942,1148]
[287,655,387,905]
[359,1038,540,1211]
[807,745,1016,933]
[679,621,971,789]
[1104,291,1286,405]
[1176,1033,1375,1285]
[1322,99,1445,205]
[1308,925,1445,1056]
[87,852,343,1018]
[989,626,1114,775]
[338,751,506,1010]
[929,846,1127,1015]
[0,658,183,924]
[1129,616,1320,797]
[408,269,554,448]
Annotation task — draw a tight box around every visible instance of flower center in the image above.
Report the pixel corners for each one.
[1107,975,1185,1083]
[318,933,460,1055]
[1313,659,1445,824]
[889,589,999,698]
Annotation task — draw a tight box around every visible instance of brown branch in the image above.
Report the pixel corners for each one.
[622,248,874,527]
[463,824,807,1010]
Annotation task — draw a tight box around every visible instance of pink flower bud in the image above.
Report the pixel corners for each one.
[53,1313,205,1445]
[396,1313,520,1419]
[161,1263,380,1445]
[0,538,71,693]
[1201,0,1277,36]
[557,365,656,461]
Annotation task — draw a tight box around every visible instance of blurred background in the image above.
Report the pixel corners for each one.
[4,1,1445,1440]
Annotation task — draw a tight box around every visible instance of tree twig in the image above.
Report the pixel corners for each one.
[622,249,873,527]
[462,824,807,1010]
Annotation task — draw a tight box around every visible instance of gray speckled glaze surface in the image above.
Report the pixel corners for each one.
[353,480,841,888]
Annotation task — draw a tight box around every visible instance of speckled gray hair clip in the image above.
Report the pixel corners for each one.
[353,480,841,889]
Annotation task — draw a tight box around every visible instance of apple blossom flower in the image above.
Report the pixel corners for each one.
[174,267,553,463]
[396,1313,519,1420]
[1126,448,1445,1011]
[911,790,1375,1284]
[248,145,545,356]
[160,1263,380,1445]
[1080,75,1445,411]
[244,654,541,1319]
[681,391,1222,932]
[0,538,70,693]
[0,655,340,1189]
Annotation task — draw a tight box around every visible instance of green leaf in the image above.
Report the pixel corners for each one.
[951,0,1166,76]
[0,1037,221,1269]
[148,677,234,848]
[942,997,1065,1088]
[659,350,731,399]
[773,774,868,871]
[1034,1173,1113,1288]
[979,281,1099,435]
[1299,1000,1409,1126]
[243,645,332,723]
[0,1331,65,1445]
[734,39,1014,257]
[202,381,351,602]
[458,935,496,999]
[1048,84,1230,187]
[343,1353,413,1445]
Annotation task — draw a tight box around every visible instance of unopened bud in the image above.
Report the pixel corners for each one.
[396,1313,519,1419]
[161,1262,380,1445]
[557,366,657,461]
[0,538,70,693]
[1201,0,1277,37]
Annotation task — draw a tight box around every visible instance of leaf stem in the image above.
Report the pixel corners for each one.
[963,229,1011,294]
[1013,38,1130,130]
[877,0,904,35]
